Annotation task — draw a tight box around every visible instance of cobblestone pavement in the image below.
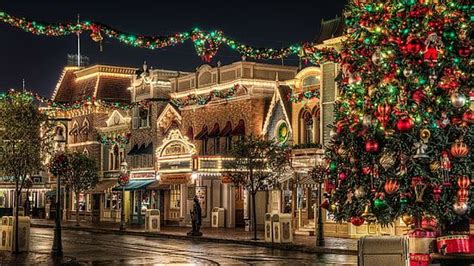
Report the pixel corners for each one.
[0,227,357,265]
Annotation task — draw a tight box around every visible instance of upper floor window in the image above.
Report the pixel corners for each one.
[302,76,320,88]
[132,107,150,129]
[299,108,320,145]
[109,144,124,171]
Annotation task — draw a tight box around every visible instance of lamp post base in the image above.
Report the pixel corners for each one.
[51,225,63,256]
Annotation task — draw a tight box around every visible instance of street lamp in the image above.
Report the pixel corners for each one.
[52,127,66,256]
[118,161,129,231]
[309,156,326,247]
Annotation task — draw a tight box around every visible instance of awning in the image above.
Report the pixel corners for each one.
[195,125,208,140]
[143,143,153,155]
[146,181,171,190]
[128,144,139,156]
[208,124,220,138]
[88,180,117,194]
[45,188,64,197]
[113,179,155,191]
[298,176,317,188]
[232,120,245,135]
[220,121,232,137]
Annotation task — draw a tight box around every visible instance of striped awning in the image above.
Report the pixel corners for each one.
[298,176,317,188]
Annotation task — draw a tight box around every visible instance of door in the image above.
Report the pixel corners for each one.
[235,186,245,227]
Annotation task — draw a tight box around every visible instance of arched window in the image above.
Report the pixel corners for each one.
[81,118,90,138]
[70,121,79,143]
[302,76,320,88]
[109,144,124,170]
[303,111,313,144]
[83,148,90,156]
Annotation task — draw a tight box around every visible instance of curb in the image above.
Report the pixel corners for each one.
[31,223,357,255]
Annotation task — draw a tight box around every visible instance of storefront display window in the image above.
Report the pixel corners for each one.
[105,193,120,210]
[72,193,87,211]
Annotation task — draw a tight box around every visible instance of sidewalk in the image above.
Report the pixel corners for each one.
[31,219,357,255]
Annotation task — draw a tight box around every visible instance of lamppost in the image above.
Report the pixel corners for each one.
[52,127,66,256]
[309,156,326,247]
[118,161,129,231]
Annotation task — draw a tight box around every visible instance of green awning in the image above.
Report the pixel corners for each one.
[113,179,155,191]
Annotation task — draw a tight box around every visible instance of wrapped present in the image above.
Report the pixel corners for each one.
[469,235,474,253]
[408,229,437,254]
[409,253,430,266]
[436,235,470,255]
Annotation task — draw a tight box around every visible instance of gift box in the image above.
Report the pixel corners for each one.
[408,229,437,254]
[436,235,470,254]
[409,254,430,266]
[469,234,474,253]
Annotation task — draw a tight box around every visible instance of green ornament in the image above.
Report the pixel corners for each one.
[400,198,408,206]
[374,198,387,209]
[329,161,337,171]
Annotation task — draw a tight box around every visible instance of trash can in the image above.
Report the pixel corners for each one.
[358,236,408,266]
[276,213,293,243]
[0,216,12,251]
[272,214,282,243]
[145,209,160,232]
[264,213,273,242]
[211,208,225,228]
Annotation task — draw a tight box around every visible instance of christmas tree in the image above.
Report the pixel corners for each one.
[325,0,473,228]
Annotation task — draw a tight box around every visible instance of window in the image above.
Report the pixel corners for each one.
[303,110,313,144]
[214,137,220,154]
[71,121,79,143]
[72,193,86,211]
[109,144,123,170]
[225,136,232,153]
[302,76,320,88]
[170,185,181,209]
[104,193,119,210]
[139,107,150,128]
[201,138,208,155]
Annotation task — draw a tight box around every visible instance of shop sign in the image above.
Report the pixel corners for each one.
[130,172,156,179]
[161,174,190,185]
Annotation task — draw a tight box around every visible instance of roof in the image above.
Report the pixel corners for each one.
[52,65,136,103]
[262,85,293,136]
[314,15,345,44]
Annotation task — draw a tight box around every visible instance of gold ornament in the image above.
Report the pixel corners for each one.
[430,161,440,173]
[337,146,349,158]
[361,204,376,223]
[329,204,337,212]
[420,128,431,141]
[401,213,415,226]
[368,85,377,97]
[450,139,469,158]
[90,31,103,42]
[379,151,396,170]
[354,186,366,199]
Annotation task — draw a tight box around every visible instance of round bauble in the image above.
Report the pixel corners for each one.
[401,213,415,226]
[339,172,348,181]
[457,176,471,189]
[453,202,468,215]
[354,187,366,199]
[329,203,337,213]
[412,90,425,104]
[463,110,474,123]
[379,152,396,170]
[329,161,338,171]
[450,92,467,108]
[372,50,383,65]
[458,46,471,58]
[337,146,349,158]
[350,217,365,226]
[365,139,380,153]
[396,116,413,132]
[403,67,413,78]
[384,179,400,195]
[450,140,469,158]
[457,189,469,203]
[320,199,329,210]
[374,198,387,209]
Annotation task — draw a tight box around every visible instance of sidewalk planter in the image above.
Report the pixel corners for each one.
[272,213,293,243]
[211,208,225,228]
[0,216,30,252]
[145,209,160,232]
[358,236,408,266]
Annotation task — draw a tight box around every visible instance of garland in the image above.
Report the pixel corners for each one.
[288,89,320,103]
[98,133,131,146]
[0,11,340,64]
[172,84,241,108]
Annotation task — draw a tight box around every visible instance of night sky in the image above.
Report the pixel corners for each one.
[0,1,346,97]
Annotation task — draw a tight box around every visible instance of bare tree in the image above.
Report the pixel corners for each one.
[225,135,289,240]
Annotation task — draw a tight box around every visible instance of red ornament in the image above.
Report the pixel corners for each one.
[457,176,470,189]
[432,185,442,202]
[338,172,348,181]
[365,139,379,153]
[396,116,413,132]
[457,189,469,203]
[405,37,423,54]
[412,90,426,104]
[421,216,438,230]
[450,140,469,158]
[462,110,474,123]
[375,103,391,127]
[320,199,330,210]
[350,217,365,226]
[384,179,400,195]
[458,47,471,58]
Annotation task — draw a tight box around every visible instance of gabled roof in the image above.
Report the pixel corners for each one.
[156,103,182,132]
[314,15,345,44]
[52,65,136,103]
[262,85,293,136]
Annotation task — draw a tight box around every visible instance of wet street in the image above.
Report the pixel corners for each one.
[25,227,357,265]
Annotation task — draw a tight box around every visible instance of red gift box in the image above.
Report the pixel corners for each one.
[409,254,430,266]
[436,235,470,254]
[470,235,474,253]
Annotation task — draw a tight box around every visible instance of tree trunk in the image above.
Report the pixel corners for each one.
[14,177,19,254]
[75,191,80,226]
[251,192,258,240]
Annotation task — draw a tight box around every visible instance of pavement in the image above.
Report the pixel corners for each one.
[0,227,358,265]
[30,219,358,255]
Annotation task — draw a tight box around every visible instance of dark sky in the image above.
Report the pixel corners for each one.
[0,1,346,97]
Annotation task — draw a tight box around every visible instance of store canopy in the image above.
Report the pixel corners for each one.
[113,179,155,191]
[128,144,139,156]
[208,123,220,138]
[232,120,245,135]
[298,176,318,188]
[146,180,171,190]
[88,179,117,194]
[45,188,64,197]
[194,125,208,140]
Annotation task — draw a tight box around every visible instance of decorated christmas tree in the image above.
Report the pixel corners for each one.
[324,0,473,229]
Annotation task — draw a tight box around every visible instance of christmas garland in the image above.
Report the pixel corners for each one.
[98,133,131,146]
[288,89,320,103]
[172,84,242,108]
[0,11,340,64]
